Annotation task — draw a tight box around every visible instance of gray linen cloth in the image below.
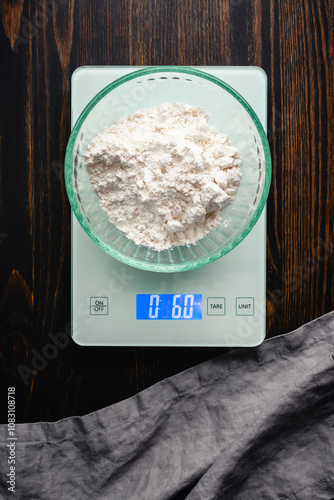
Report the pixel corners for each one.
[1,312,334,499]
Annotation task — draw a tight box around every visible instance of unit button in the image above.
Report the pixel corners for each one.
[207,297,226,316]
[236,297,254,316]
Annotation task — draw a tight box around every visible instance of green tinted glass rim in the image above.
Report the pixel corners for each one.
[65,66,272,273]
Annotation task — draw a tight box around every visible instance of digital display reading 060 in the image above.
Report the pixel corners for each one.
[136,294,202,320]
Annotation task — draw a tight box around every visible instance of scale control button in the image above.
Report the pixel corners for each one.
[236,297,254,316]
[90,297,109,315]
[207,297,226,316]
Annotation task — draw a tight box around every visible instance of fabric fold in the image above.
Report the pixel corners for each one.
[0,312,333,499]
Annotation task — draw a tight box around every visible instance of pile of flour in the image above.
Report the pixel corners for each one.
[85,102,242,251]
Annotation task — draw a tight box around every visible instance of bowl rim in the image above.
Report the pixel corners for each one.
[65,65,272,273]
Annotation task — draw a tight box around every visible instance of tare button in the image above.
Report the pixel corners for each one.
[207,297,226,316]
[236,297,254,316]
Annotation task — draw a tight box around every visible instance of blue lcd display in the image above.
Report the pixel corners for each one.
[136,294,202,320]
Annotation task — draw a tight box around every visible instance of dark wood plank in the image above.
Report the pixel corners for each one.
[0,0,333,424]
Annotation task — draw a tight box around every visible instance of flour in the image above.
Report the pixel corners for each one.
[85,102,242,251]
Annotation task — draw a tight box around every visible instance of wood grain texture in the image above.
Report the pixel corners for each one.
[0,0,24,48]
[0,0,333,423]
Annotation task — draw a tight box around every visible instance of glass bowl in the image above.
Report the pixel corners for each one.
[65,66,271,273]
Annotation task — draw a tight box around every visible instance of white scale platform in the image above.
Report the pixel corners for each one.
[71,66,267,347]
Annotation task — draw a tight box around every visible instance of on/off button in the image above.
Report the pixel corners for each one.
[90,297,109,315]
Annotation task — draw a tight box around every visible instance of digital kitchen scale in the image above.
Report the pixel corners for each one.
[71,66,267,346]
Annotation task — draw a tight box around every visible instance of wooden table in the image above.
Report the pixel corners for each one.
[0,0,333,424]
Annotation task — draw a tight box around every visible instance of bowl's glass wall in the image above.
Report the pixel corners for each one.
[66,68,271,272]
